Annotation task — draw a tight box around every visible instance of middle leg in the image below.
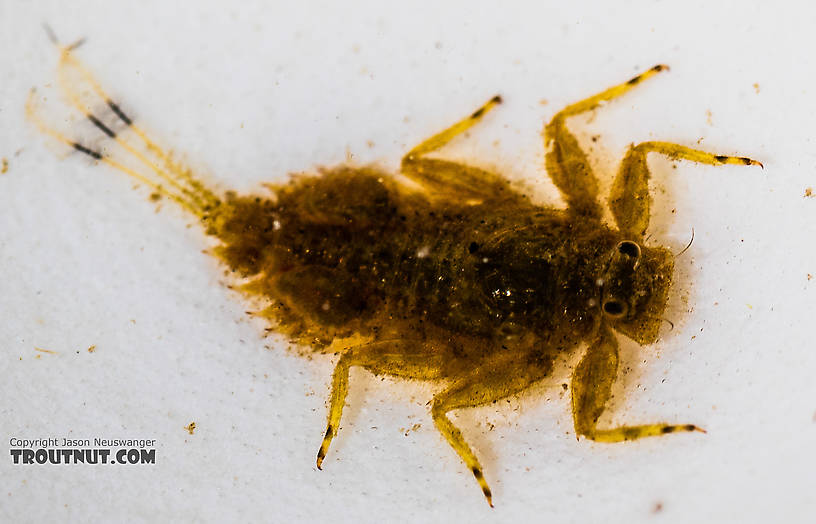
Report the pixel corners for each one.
[431,351,554,506]
[545,65,670,218]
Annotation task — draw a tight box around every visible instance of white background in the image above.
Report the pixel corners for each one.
[1,1,814,522]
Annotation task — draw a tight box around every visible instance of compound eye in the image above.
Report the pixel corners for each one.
[602,300,628,319]
[617,240,641,259]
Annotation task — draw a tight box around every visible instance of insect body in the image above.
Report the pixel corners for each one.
[28,47,761,506]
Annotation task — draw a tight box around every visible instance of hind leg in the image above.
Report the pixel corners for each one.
[401,96,522,204]
[316,341,446,469]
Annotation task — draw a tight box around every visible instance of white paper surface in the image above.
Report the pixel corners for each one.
[1,1,814,522]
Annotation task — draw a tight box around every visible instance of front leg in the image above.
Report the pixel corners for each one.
[571,324,704,442]
[431,351,554,507]
[610,141,763,238]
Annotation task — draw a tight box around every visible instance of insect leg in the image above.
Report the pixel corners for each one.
[316,341,446,470]
[545,65,670,218]
[609,141,763,238]
[404,95,502,159]
[400,97,519,203]
[316,349,353,470]
[430,351,553,507]
[571,324,705,442]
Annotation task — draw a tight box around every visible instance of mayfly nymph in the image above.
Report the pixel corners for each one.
[28,43,762,506]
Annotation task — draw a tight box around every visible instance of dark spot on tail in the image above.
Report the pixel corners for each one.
[652,64,666,72]
[107,100,133,126]
[627,75,642,85]
[661,426,676,434]
[472,466,483,479]
[325,425,333,438]
[491,95,503,104]
[88,114,116,138]
[741,157,753,165]
[72,142,102,160]
[684,424,697,431]
[715,155,728,162]
[471,107,486,119]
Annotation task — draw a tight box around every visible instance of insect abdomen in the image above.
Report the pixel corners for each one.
[209,167,506,338]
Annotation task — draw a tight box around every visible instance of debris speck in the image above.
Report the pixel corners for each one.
[400,423,422,436]
[34,347,57,355]
[1,158,7,174]
[752,83,760,94]
[87,345,96,353]
[805,187,813,198]
[184,422,196,435]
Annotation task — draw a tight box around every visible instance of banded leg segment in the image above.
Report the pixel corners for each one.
[571,325,704,442]
[316,341,446,470]
[401,96,521,203]
[316,349,352,470]
[431,351,554,507]
[610,141,763,238]
[545,65,670,218]
[404,95,502,158]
